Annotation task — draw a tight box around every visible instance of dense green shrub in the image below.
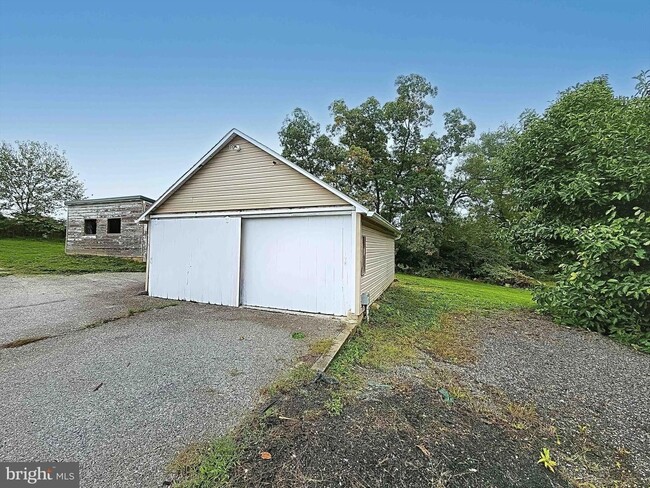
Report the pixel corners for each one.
[535,209,650,350]
[396,216,537,287]
[504,76,650,349]
[0,214,65,239]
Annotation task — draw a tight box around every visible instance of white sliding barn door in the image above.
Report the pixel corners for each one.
[148,217,241,305]
[240,215,353,315]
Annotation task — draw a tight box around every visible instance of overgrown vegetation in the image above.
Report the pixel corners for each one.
[0,213,65,239]
[503,77,650,351]
[279,71,650,348]
[263,364,315,398]
[169,437,240,488]
[0,238,145,274]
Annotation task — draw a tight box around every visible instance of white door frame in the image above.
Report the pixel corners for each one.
[147,209,358,315]
[148,216,241,305]
[239,213,355,315]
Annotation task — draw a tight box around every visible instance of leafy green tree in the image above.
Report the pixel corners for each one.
[0,141,85,216]
[447,124,518,222]
[278,108,343,178]
[505,77,649,261]
[437,124,535,281]
[503,76,650,345]
[633,69,650,98]
[278,74,476,263]
[329,95,390,212]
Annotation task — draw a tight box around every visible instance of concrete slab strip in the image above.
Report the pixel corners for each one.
[311,317,361,373]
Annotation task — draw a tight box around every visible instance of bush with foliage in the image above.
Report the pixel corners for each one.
[0,214,65,239]
[397,215,517,276]
[535,209,650,350]
[504,76,650,349]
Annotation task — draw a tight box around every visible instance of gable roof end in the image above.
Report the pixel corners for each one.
[137,129,398,235]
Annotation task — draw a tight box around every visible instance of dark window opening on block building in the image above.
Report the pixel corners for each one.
[107,218,121,234]
[84,219,97,235]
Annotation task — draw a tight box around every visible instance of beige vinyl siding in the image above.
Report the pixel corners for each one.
[155,136,346,213]
[360,217,395,304]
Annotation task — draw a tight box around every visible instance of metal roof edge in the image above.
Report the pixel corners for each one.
[363,211,400,237]
[67,195,155,206]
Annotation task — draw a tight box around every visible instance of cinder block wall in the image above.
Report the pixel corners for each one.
[65,200,151,260]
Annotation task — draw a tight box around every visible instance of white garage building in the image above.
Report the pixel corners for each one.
[138,129,398,318]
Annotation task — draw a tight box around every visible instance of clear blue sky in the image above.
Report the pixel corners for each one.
[1,0,648,200]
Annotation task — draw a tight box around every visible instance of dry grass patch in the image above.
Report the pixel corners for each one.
[263,364,314,397]
[418,312,478,364]
[329,274,533,379]
[168,443,206,478]
[506,401,539,430]
[308,338,334,355]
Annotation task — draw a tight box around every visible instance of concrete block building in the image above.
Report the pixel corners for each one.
[65,195,154,260]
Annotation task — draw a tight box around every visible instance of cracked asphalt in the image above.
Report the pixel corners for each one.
[0,273,342,487]
[0,272,169,344]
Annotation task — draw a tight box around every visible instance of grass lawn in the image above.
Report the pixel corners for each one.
[329,273,534,376]
[0,238,146,275]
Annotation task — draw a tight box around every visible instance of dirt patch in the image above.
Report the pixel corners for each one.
[228,378,567,488]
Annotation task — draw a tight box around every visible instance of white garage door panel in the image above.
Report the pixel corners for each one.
[148,217,241,305]
[241,215,352,315]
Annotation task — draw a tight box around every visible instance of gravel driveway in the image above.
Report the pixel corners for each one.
[468,312,650,483]
[0,274,342,487]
